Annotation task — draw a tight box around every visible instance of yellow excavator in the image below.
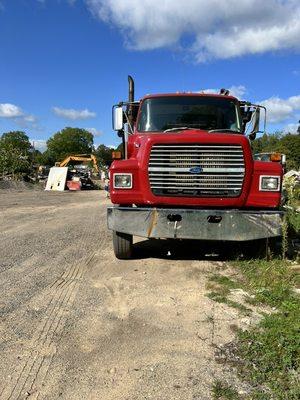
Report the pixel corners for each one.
[56,154,99,174]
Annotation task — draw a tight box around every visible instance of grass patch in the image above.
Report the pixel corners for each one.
[209,274,240,290]
[232,258,298,308]
[206,273,251,314]
[287,209,300,235]
[213,258,300,399]
[207,292,251,315]
[212,380,240,399]
[237,304,300,399]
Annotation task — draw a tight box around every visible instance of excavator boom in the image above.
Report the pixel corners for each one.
[58,154,99,173]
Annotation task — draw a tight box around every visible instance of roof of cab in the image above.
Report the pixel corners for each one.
[141,92,238,101]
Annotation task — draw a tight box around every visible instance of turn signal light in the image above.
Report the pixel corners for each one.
[112,151,122,160]
[270,153,281,162]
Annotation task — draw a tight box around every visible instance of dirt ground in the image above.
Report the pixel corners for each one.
[0,189,251,400]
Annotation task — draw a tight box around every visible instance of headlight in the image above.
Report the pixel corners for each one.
[259,176,280,191]
[113,173,132,189]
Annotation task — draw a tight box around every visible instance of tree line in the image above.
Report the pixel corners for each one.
[0,127,115,178]
[0,127,299,178]
[251,132,300,170]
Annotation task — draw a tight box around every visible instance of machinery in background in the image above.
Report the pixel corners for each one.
[57,154,99,174]
[51,154,99,190]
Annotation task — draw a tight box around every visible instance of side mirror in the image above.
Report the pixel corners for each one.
[249,108,260,141]
[112,106,123,131]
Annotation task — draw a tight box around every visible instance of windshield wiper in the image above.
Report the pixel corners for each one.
[208,128,240,133]
[164,126,196,133]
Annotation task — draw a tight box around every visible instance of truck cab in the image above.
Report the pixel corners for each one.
[107,77,283,259]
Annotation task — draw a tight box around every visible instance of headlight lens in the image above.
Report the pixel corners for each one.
[113,173,132,189]
[260,176,280,191]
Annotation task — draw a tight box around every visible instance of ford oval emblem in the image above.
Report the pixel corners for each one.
[189,166,203,174]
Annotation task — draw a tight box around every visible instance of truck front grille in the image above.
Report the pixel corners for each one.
[148,144,245,197]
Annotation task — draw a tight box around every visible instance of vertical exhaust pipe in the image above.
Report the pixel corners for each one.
[128,75,134,103]
[128,75,135,133]
[123,75,135,159]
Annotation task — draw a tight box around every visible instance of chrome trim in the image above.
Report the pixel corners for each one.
[149,167,245,173]
[148,143,245,197]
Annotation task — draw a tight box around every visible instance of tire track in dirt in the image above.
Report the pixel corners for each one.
[0,203,107,400]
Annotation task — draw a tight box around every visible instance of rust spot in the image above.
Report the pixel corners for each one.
[147,208,158,237]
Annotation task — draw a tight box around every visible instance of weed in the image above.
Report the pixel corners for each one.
[223,258,300,399]
[282,213,289,259]
[236,301,300,399]
[207,292,251,315]
[209,274,240,289]
[206,273,251,314]
[204,314,215,324]
[206,281,230,296]
[232,258,297,308]
[212,380,240,399]
[243,295,259,306]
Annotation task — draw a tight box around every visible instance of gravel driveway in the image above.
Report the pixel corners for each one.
[0,190,246,400]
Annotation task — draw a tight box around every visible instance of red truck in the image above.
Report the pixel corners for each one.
[108,76,283,259]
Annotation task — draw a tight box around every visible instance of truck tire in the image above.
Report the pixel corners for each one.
[113,231,133,259]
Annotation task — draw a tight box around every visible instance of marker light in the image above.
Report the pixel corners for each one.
[270,153,282,162]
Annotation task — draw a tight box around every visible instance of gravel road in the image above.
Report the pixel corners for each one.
[0,189,247,400]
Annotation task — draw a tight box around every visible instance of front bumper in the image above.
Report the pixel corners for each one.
[107,207,283,241]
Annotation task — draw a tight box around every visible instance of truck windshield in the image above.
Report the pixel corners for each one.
[137,96,241,133]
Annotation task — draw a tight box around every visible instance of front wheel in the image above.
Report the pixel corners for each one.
[113,231,133,259]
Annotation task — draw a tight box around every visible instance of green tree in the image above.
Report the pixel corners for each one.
[47,127,94,162]
[0,131,32,178]
[251,132,300,170]
[1,131,32,153]
[278,133,300,170]
[31,149,57,166]
[95,144,113,167]
[0,142,30,178]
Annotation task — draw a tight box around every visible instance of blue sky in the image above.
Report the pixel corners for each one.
[0,0,300,151]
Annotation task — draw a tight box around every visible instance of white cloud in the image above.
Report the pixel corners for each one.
[24,114,37,123]
[0,103,24,118]
[52,107,96,120]
[226,86,247,99]
[260,95,300,123]
[85,0,300,62]
[0,103,41,130]
[283,123,300,134]
[31,139,47,152]
[202,85,246,99]
[199,89,300,128]
[85,127,103,136]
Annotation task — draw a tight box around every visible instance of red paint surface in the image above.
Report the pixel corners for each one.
[110,130,282,209]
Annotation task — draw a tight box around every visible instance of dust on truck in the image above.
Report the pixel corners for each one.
[107,76,283,259]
